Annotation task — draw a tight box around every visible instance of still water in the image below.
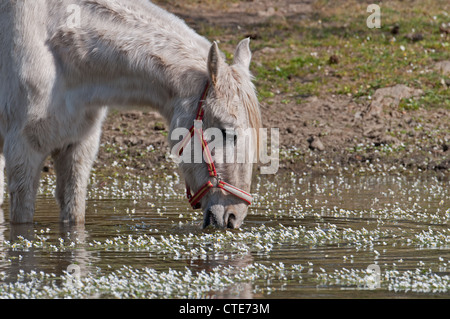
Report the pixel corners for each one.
[0,170,448,298]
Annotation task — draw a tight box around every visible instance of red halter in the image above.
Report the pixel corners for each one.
[177,82,253,209]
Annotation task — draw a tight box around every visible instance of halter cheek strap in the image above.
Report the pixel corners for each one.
[178,82,253,209]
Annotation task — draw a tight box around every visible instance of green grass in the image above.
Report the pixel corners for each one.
[158,1,449,110]
[242,0,450,109]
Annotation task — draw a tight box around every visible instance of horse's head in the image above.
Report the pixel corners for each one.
[176,39,261,229]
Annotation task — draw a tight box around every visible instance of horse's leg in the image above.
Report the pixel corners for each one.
[4,135,46,223]
[0,136,4,206]
[0,155,4,207]
[52,114,105,224]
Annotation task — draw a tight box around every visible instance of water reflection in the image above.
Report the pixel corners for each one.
[0,207,93,283]
[0,209,6,272]
[192,253,255,298]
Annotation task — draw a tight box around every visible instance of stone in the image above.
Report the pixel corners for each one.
[367,84,423,116]
[434,60,450,75]
[307,136,325,151]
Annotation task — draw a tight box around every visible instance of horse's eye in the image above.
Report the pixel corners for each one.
[220,129,227,138]
[221,129,237,145]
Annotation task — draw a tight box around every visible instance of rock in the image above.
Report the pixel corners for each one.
[113,136,124,145]
[367,84,423,116]
[307,136,325,151]
[434,60,450,75]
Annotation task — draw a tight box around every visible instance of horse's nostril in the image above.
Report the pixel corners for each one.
[226,213,237,229]
[203,208,214,228]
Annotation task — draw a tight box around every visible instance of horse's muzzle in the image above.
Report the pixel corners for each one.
[203,207,242,229]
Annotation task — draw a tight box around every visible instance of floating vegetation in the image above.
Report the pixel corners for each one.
[414,228,450,247]
[316,267,450,294]
[1,223,396,258]
[0,170,448,298]
[0,263,302,299]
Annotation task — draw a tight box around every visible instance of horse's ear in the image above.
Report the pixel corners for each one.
[232,38,252,69]
[208,42,223,86]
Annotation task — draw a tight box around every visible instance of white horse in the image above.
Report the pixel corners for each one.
[0,0,261,229]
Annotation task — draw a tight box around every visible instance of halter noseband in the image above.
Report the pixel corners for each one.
[176,82,253,209]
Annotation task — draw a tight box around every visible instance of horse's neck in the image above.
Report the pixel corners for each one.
[52,0,211,120]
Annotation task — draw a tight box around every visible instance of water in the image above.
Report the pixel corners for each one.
[0,170,448,298]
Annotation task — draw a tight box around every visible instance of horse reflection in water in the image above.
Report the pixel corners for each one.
[191,253,256,299]
[0,207,91,284]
